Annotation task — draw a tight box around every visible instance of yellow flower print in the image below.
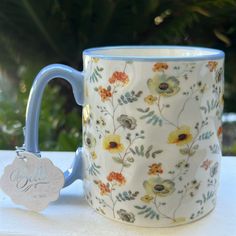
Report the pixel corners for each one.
[140,195,154,203]
[168,126,193,146]
[147,74,180,97]
[144,95,157,105]
[91,151,97,160]
[220,94,224,106]
[143,177,175,197]
[103,134,124,153]
[83,104,91,125]
[92,57,99,63]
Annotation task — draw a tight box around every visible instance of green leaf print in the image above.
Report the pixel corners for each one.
[134,205,159,220]
[130,145,163,158]
[196,191,215,205]
[209,144,221,154]
[137,107,162,126]
[116,191,139,202]
[90,66,104,82]
[198,131,214,140]
[112,156,131,168]
[200,99,219,114]
[118,90,143,105]
[88,162,101,176]
[179,147,196,156]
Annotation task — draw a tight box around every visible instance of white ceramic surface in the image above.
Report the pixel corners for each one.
[82,49,224,227]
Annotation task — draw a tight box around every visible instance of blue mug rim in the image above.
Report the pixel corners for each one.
[83,45,225,61]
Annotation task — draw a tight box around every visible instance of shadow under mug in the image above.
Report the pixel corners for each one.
[23,46,224,227]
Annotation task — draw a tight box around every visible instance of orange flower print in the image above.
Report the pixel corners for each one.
[95,180,111,195]
[107,172,126,186]
[98,86,112,102]
[207,61,218,72]
[201,159,213,171]
[152,63,168,72]
[148,163,163,175]
[109,71,129,85]
[217,126,223,137]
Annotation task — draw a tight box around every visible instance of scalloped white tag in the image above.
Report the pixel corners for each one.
[0,151,64,211]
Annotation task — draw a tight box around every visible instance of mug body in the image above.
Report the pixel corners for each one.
[82,46,224,227]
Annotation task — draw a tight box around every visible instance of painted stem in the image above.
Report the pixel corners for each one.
[119,136,139,173]
[109,190,118,218]
[113,125,122,134]
[153,196,176,222]
[172,187,187,220]
[172,124,202,180]
[98,197,113,211]
[111,95,116,133]
[123,62,128,73]
[108,85,120,134]
[156,95,178,128]
[176,88,201,127]
[175,63,194,78]
[172,166,184,181]
[103,108,113,118]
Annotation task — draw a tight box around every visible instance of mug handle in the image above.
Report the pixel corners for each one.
[23,64,84,187]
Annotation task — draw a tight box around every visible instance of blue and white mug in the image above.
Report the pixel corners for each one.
[24,46,224,227]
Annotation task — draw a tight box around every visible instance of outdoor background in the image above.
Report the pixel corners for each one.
[0,0,236,154]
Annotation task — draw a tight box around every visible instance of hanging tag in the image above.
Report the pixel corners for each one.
[0,151,64,211]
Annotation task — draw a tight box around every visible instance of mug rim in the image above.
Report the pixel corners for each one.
[83,45,225,61]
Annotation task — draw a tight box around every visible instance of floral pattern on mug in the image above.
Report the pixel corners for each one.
[83,57,224,227]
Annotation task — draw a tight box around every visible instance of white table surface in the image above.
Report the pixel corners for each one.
[0,150,235,236]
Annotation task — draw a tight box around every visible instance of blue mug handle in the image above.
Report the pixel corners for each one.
[23,64,84,187]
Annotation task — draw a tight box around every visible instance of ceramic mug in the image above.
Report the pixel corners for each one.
[24,46,224,227]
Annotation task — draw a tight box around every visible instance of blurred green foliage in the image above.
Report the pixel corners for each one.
[222,121,236,155]
[0,0,236,151]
